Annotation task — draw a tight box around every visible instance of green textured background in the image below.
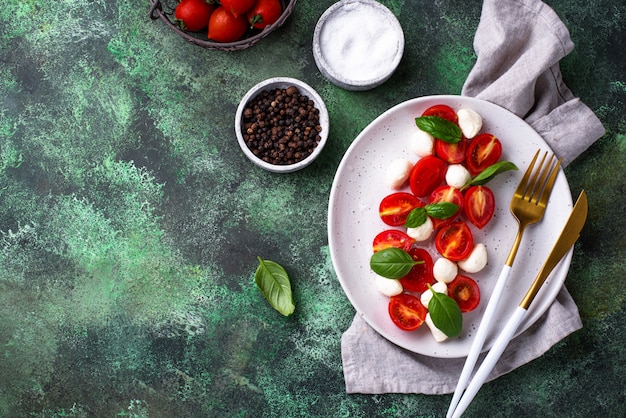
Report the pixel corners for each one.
[0,0,624,416]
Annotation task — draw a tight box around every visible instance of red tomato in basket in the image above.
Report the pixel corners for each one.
[388,293,428,331]
[220,0,256,17]
[422,104,458,124]
[429,185,464,229]
[435,137,467,164]
[464,185,495,229]
[435,221,474,261]
[175,0,215,32]
[399,247,435,293]
[208,6,248,42]
[379,192,424,226]
[372,230,416,253]
[465,133,502,176]
[248,0,283,29]
[409,156,447,198]
[448,275,480,312]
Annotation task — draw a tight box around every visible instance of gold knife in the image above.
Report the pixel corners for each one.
[450,190,588,418]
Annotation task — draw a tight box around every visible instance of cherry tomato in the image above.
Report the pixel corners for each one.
[464,185,495,229]
[208,6,248,42]
[408,156,447,198]
[465,133,502,176]
[435,221,474,261]
[388,293,427,331]
[448,275,480,312]
[435,137,467,164]
[422,104,458,124]
[429,185,464,229]
[379,192,423,226]
[372,229,416,253]
[175,0,215,32]
[399,247,434,293]
[247,0,283,29]
[220,0,256,17]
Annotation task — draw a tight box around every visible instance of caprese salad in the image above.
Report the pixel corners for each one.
[369,104,517,342]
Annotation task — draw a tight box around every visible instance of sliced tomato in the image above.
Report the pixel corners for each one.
[379,192,423,226]
[388,293,427,331]
[435,137,467,164]
[465,133,502,176]
[409,156,447,198]
[429,185,464,229]
[435,221,474,261]
[464,185,495,229]
[372,230,415,253]
[399,247,434,293]
[422,104,458,124]
[448,275,480,312]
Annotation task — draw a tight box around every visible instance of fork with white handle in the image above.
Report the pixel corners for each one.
[450,190,587,418]
[446,150,562,418]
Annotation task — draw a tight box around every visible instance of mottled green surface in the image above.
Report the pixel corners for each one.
[0,0,624,416]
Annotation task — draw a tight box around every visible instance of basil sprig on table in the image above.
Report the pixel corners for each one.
[370,247,423,279]
[405,201,459,228]
[464,160,518,189]
[415,115,462,144]
[254,257,295,316]
[427,284,463,338]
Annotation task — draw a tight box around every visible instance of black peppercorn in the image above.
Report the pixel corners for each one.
[241,86,323,166]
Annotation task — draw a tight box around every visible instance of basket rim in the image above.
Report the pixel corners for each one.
[149,0,297,51]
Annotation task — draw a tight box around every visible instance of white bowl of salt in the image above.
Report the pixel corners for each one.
[313,0,405,91]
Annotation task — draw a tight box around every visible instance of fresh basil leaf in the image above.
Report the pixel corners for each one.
[427,285,462,338]
[405,203,459,228]
[425,202,459,219]
[405,207,428,228]
[255,257,295,316]
[370,247,422,279]
[415,115,462,144]
[469,161,518,186]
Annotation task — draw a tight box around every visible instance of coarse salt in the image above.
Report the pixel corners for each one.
[313,0,404,90]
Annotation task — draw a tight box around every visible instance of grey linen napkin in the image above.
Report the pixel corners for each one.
[341,0,605,395]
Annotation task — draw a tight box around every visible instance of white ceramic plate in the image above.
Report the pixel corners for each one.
[328,95,573,358]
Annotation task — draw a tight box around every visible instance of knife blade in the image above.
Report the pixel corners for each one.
[450,190,588,418]
[519,189,588,308]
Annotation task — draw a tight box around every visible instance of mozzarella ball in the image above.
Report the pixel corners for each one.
[458,243,488,273]
[446,164,472,189]
[426,313,449,342]
[433,258,458,283]
[375,275,403,297]
[386,158,413,189]
[457,108,483,139]
[420,281,448,308]
[406,217,434,241]
[410,130,434,157]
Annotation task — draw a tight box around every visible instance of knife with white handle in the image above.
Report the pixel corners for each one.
[450,190,588,418]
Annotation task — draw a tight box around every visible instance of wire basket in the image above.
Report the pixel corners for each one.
[149,0,297,51]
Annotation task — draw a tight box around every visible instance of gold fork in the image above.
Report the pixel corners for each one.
[447,149,562,418]
[505,150,563,265]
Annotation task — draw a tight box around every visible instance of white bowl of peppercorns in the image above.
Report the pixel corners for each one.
[235,77,329,173]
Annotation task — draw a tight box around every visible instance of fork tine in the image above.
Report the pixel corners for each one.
[514,150,540,198]
[528,153,561,205]
[527,152,551,204]
[537,156,562,207]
